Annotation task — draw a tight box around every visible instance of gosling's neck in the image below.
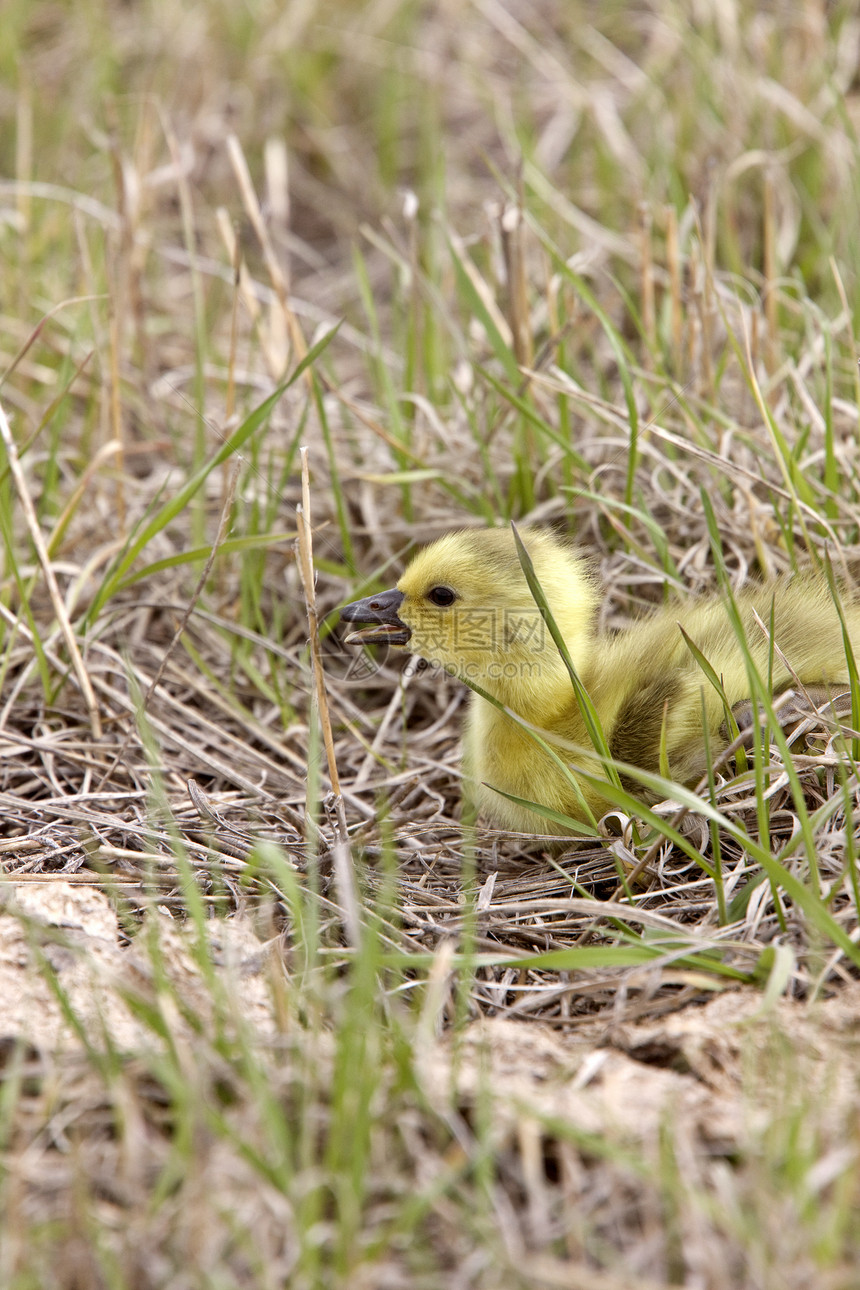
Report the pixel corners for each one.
[464,583,598,728]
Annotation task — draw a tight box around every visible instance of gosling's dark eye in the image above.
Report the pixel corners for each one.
[427,585,457,607]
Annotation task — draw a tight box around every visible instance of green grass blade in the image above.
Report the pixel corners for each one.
[511,522,621,784]
[86,327,339,624]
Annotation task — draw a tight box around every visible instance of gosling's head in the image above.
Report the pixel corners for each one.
[341,528,598,709]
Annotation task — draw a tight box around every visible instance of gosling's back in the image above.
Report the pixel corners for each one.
[588,577,859,797]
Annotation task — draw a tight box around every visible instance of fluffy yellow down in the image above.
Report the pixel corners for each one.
[355,529,860,834]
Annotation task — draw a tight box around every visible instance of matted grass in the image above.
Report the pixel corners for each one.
[1,1,860,1285]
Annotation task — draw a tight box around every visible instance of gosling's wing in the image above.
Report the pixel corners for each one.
[569,577,860,790]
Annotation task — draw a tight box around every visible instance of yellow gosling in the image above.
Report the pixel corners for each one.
[341,528,859,834]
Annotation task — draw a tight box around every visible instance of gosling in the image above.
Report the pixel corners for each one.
[341,528,859,834]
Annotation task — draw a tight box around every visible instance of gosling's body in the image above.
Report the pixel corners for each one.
[342,529,859,834]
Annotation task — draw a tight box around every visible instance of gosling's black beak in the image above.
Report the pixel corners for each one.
[340,588,410,646]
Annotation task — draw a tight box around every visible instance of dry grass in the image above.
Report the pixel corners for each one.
[2,0,860,1285]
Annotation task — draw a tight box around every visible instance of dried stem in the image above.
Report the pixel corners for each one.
[295,446,359,944]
